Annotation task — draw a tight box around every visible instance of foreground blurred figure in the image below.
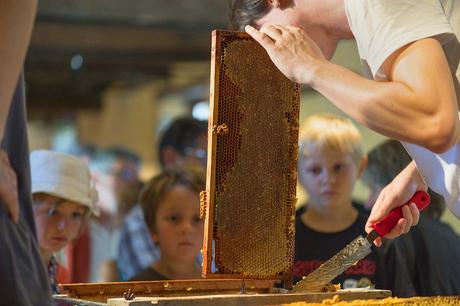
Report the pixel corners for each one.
[0,1,53,304]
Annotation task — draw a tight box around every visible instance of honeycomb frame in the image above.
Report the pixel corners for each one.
[202,30,300,280]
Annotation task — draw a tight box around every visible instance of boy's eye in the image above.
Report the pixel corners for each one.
[333,163,345,172]
[308,166,321,175]
[47,207,58,217]
[71,211,84,220]
[193,215,203,224]
[167,214,181,223]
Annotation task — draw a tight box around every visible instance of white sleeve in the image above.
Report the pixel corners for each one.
[402,141,460,218]
[345,0,455,79]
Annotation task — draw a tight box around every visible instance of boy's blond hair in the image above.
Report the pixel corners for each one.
[299,114,364,164]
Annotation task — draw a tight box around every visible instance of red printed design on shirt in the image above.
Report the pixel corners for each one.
[293,259,376,278]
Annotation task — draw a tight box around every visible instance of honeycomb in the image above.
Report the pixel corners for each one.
[202,30,300,279]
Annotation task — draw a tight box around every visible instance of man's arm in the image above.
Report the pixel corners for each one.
[0,0,37,138]
[246,25,460,153]
[0,0,37,222]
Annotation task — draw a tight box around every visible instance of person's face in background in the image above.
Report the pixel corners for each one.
[162,132,208,170]
[109,158,140,192]
[298,147,364,209]
[92,157,141,217]
[183,133,207,169]
[152,185,204,264]
[33,194,87,253]
[108,158,141,215]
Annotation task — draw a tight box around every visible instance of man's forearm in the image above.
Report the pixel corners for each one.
[0,0,38,140]
[310,60,460,153]
[309,39,460,153]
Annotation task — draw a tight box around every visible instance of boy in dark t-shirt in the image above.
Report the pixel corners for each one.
[295,114,414,296]
[129,166,205,281]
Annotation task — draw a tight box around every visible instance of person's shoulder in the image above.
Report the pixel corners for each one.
[126,205,144,222]
[122,205,146,231]
[129,267,152,281]
[295,204,306,217]
[418,216,460,242]
[129,267,168,281]
[295,211,307,230]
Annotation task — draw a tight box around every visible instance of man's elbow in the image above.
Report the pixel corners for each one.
[423,115,459,153]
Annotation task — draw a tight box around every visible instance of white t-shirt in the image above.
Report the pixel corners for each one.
[344,0,460,217]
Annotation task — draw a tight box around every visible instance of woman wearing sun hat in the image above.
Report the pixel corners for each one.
[30,149,98,294]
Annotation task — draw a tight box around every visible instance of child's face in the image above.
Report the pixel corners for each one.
[33,194,87,253]
[298,147,362,208]
[153,185,204,264]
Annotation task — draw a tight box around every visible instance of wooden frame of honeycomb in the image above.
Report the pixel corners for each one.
[201,30,300,280]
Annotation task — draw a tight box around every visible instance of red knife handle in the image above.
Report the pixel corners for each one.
[372,190,430,237]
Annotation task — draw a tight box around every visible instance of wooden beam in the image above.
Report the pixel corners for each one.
[60,279,276,303]
[26,94,102,120]
[105,290,391,306]
[37,0,227,29]
[30,21,211,54]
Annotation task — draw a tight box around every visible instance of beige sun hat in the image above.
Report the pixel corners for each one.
[30,150,99,215]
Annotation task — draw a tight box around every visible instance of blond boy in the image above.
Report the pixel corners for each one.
[294,114,413,295]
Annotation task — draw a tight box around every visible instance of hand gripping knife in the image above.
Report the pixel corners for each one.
[294,191,430,291]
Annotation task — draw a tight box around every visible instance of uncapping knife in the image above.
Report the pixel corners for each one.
[293,190,430,292]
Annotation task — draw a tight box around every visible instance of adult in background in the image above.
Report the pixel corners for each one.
[87,147,142,282]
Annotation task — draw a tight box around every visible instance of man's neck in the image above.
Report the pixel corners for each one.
[304,0,353,40]
[295,0,352,58]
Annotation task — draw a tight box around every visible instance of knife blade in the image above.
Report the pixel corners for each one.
[293,190,430,292]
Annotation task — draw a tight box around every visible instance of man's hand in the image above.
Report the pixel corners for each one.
[245,24,326,84]
[365,161,427,246]
[0,150,19,223]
